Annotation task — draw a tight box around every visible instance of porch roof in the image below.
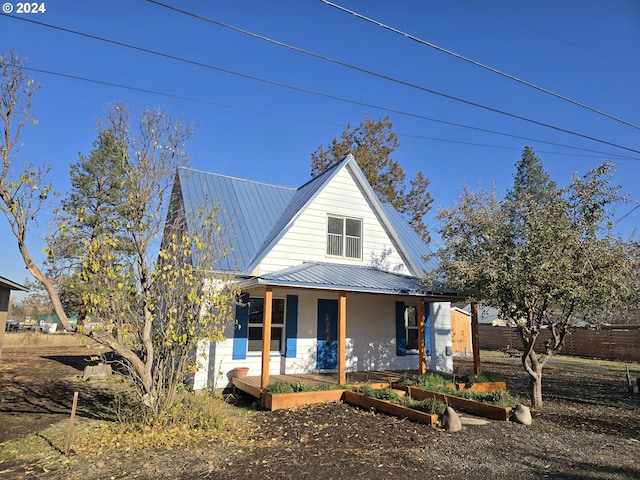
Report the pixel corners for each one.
[239,262,460,299]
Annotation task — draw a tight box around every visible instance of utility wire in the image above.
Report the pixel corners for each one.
[321,0,640,131]
[7,61,625,161]
[615,204,640,224]
[3,57,636,163]
[0,63,340,127]
[143,1,640,156]
[460,0,639,72]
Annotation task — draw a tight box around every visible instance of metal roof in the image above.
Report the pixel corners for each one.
[176,155,438,276]
[0,275,28,291]
[240,262,458,298]
[178,167,296,273]
[379,203,438,273]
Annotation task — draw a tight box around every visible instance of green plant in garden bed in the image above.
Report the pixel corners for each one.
[454,389,513,406]
[397,372,513,406]
[397,373,452,390]
[403,397,447,415]
[353,385,402,402]
[265,381,345,394]
[352,385,447,416]
[457,373,495,384]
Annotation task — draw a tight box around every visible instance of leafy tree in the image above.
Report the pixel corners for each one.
[433,147,630,407]
[0,51,73,332]
[49,103,240,418]
[46,129,129,324]
[2,52,239,418]
[311,115,433,242]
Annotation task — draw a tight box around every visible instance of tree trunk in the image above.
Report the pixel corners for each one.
[522,348,545,408]
[528,368,543,408]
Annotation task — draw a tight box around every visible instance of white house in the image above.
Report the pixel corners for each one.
[165,155,460,391]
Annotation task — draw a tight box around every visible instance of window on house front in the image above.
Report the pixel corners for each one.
[248,297,285,353]
[405,305,419,351]
[327,215,362,259]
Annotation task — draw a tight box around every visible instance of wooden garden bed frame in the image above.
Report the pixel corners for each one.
[451,381,507,392]
[262,389,346,410]
[393,384,512,421]
[342,390,439,428]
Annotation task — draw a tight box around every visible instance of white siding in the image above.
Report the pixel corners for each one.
[428,302,454,373]
[193,288,453,390]
[257,166,409,275]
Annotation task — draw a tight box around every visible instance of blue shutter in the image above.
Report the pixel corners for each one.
[425,309,431,357]
[395,301,406,356]
[232,294,249,360]
[285,295,298,358]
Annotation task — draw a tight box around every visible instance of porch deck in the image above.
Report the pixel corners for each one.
[231,370,418,400]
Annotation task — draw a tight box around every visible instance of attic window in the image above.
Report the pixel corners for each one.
[327,215,362,259]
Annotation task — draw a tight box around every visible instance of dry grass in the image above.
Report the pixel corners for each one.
[3,331,98,349]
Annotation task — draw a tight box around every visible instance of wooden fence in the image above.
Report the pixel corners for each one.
[478,325,640,362]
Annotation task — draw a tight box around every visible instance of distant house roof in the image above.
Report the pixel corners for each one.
[0,276,28,292]
[176,155,436,277]
[240,262,458,299]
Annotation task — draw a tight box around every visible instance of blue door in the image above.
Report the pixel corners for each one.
[317,299,338,370]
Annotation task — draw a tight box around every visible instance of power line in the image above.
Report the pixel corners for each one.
[321,0,640,132]
[5,59,637,163]
[0,63,340,127]
[8,61,620,161]
[142,1,640,156]
[615,204,640,224]
[461,0,640,73]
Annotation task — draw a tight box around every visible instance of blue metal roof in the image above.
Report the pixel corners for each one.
[239,262,456,298]
[379,203,438,273]
[178,167,295,272]
[176,155,437,276]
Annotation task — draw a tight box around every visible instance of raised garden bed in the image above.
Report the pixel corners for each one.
[393,384,512,421]
[451,381,507,392]
[262,389,345,410]
[342,390,438,428]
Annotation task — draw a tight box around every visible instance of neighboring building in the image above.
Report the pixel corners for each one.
[165,155,460,390]
[459,303,508,326]
[450,307,472,355]
[0,276,28,358]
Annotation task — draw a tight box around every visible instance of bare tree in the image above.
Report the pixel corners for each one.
[0,51,73,331]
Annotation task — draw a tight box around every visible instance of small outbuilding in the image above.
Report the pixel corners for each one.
[0,275,28,360]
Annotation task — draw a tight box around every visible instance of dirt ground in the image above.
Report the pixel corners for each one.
[1,342,639,480]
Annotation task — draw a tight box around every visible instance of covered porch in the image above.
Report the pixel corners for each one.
[236,263,465,405]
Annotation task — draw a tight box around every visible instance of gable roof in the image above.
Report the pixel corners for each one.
[176,155,435,276]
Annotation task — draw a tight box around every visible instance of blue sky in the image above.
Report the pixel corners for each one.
[2,0,639,298]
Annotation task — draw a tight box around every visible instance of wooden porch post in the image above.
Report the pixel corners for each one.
[260,287,273,392]
[471,302,481,375]
[417,299,427,374]
[337,291,347,385]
